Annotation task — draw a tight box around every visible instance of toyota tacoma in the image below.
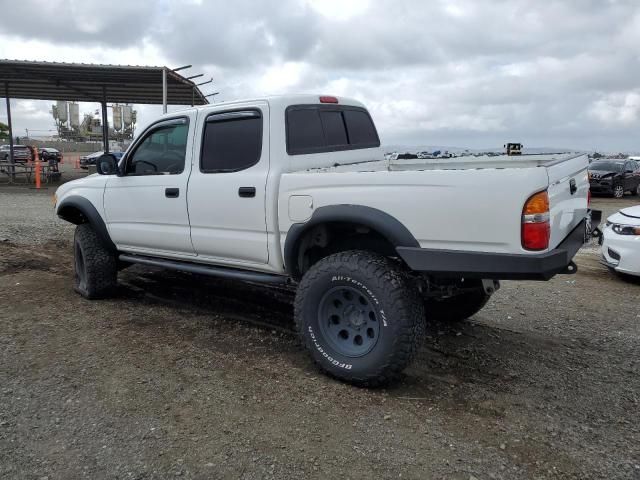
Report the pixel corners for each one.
[54,95,599,386]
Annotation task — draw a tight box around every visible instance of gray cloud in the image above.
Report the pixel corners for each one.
[1,0,640,150]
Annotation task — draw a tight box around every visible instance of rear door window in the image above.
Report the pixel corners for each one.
[200,110,262,173]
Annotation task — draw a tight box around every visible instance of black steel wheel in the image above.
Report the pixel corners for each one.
[295,250,425,387]
[317,285,381,357]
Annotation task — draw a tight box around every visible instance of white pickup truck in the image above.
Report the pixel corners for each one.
[55,94,599,386]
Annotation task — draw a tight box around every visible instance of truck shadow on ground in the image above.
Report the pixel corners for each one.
[117,266,575,400]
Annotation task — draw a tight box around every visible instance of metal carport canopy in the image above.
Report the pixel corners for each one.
[0,59,209,105]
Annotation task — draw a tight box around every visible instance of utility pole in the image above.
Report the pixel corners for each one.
[5,82,14,181]
[162,68,167,114]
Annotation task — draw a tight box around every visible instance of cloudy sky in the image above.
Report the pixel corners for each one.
[1,0,640,151]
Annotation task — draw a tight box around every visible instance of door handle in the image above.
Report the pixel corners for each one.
[165,188,179,198]
[238,187,256,198]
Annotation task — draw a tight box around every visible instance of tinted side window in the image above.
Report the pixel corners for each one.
[126,121,188,175]
[343,110,379,146]
[200,111,262,173]
[287,108,324,153]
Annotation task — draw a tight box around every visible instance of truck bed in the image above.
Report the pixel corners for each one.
[281,152,589,257]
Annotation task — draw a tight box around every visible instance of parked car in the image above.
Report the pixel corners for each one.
[0,144,32,162]
[588,159,640,198]
[40,147,62,163]
[54,94,599,386]
[79,150,123,169]
[601,205,640,277]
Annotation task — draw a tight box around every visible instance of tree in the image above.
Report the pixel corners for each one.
[0,121,8,140]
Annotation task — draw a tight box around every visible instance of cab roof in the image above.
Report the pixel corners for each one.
[191,94,366,111]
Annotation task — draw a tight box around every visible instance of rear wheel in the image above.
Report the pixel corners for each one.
[295,251,425,387]
[73,224,117,299]
[424,284,490,323]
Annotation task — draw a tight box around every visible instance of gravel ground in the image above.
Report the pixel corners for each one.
[0,188,639,479]
[0,162,84,244]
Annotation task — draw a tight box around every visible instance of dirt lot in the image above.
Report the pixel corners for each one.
[0,189,639,479]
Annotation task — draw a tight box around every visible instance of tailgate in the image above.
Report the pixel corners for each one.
[546,154,589,249]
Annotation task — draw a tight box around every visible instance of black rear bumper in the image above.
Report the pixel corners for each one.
[397,212,601,281]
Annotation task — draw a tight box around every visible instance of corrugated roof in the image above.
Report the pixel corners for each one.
[0,59,208,105]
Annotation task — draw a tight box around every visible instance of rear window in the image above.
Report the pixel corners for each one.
[343,110,378,146]
[286,105,379,155]
[320,110,348,146]
[590,161,623,171]
[287,109,325,153]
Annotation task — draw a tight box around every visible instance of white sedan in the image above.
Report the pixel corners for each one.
[601,205,640,277]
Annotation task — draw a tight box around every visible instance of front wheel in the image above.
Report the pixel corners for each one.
[295,251,425,387]
[74,224,117,299]
[613,184,624,198]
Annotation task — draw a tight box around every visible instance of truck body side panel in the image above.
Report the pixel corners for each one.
[278,167,551,260]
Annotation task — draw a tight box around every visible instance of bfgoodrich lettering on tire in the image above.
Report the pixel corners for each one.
[294,250,425,387]
[73,224,117,299]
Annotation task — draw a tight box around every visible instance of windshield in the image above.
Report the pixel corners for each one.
[590,161,623,172]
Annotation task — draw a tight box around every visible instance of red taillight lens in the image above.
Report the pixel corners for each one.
[319,96,338,104]
[522,222,551,250]
[522,190,550,251]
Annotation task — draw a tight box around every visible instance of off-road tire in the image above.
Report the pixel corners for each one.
[73,224,117,299]
[294,250,425,387]
[424,287,490,323]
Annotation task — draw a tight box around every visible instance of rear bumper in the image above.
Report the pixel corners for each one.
[397,212,601,281]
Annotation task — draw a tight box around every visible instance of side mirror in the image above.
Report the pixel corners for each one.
[96,153,119,175]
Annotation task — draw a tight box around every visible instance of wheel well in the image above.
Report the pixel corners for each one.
[57,205,88,225]
[291,221,398,278]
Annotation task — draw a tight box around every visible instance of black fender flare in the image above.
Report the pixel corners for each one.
[283,204,419,277]
[57,195,116,252]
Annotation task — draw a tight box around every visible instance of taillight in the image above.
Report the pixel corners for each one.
[587,189,591,207]
[319,96,338,104]
[522,190,550,251]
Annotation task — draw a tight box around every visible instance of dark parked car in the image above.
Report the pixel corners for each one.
[80,151,124,169]
[589,159,640,198]
[0,144,32,162]
[40,147,62,163]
